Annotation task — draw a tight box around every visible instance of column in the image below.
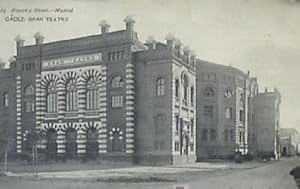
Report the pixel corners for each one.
[98,65,107,153]
[125,63,135,154]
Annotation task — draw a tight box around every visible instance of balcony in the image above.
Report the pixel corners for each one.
[85,110,100,117]
[64,111,78,118]
[44,112,58,119]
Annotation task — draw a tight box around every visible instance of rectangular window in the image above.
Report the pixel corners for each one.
[190,119,194,136]
[175,142,179,151]
[203,105,213,118]
[240,110,245,122]
[190,143,194,152]
[25,101,35,112]
[175,115,179,134]
[239,131,244,143]
[111,95,123,108]
[3,92,9,107]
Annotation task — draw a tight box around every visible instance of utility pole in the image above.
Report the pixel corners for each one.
[4,148,7,172]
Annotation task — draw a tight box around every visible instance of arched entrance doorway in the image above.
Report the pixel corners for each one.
[112,132,122,152]
[46,129,57,160]
[86,128,98,159]
[282,146,287,156]
[183,135,189,155]
[65,128,77,159]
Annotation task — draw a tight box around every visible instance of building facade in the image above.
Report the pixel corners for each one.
[0,17,196,165]
[253,88,281,159]
[195,60,258,160]
[279,128,300,156]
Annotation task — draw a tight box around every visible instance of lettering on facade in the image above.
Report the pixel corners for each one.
[42,53,102,68]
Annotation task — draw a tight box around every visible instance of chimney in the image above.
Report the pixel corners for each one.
[183,46,190,63]
[145,36,156,50]
[265,87,268,93]
[174,39,182,56]
[99,20,110,35]
[124,15,135,33]
[34,32,44,45]
[14,35,25,49]
[165,33,175,49]
[190,50,196,68]
[247,70,250,76]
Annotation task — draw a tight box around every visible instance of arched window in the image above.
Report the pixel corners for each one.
[183,74,188,100]
[156,78,165,96]
[3,92,8,107]
[210,129,217,141]
[202,129,208,141]
[86,77,99,110]
[66,79,77,111]
[175,79,180,98]
[111,76,123,88]
[224,129,229,142]
[46,81,57,112]
[240,92,244,102]
[25,85,35,95]
[224,89,232,99]
[225,107,233,120]
[203,87,215,97]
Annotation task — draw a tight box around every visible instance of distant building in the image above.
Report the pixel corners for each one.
[280,128,300,156]
[253,88,281,159]
[195,60,258,160]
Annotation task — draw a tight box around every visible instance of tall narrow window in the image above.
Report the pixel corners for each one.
[183,75,188,100]
[47,81,57,112]
[224,129,229,142]
[202,129,208,141]
[175,79,179,98]
[86,77,99,110]
[190,119,194,136]
[225,107,233,120]
[210,129,217,141]
[175,115,179,134]
[24,85,35,113]
[3,92,8,107]
[111,76,123,88]
[156,78,165,96]
[66,79,77,111]
[190,86,194,105]
[239,110,245,122]
[230,129,235,142]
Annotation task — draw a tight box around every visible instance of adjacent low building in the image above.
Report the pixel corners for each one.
[280,128,300,156]
[196,60,258,160]
[253,88,281,159]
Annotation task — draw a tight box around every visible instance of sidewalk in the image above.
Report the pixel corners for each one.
[5,160,271,182]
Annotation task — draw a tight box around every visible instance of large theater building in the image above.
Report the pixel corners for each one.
[0,17,196,165]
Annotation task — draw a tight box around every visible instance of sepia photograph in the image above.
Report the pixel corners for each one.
[0,0,299,188]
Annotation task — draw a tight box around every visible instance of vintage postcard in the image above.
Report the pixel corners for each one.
[0,0,299,189]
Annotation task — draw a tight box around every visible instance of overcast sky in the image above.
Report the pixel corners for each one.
[0,0,299,130]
